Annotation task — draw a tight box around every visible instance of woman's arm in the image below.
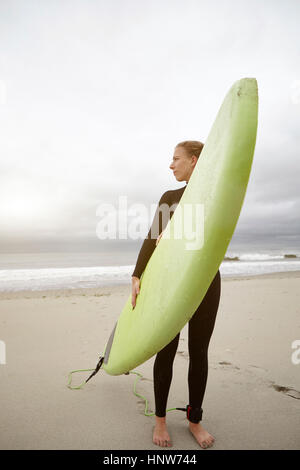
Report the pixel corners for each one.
[131,190,170,279]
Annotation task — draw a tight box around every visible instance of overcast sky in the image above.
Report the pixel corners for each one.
[0,0,299,253]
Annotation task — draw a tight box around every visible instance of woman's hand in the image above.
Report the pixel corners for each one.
[156,230,164,246]
[131,276,140,309]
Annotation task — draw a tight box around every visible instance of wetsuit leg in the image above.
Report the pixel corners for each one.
[188,270,221,415]
[153,332,180,417]
[153,270,221,419]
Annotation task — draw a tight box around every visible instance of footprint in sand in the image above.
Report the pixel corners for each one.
[218,361,240,370]
[271,383,300,400]
[176,350,188,359]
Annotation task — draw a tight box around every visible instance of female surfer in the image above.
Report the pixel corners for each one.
[131,141,221,449]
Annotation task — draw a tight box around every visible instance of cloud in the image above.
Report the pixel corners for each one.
[0,0,299,251]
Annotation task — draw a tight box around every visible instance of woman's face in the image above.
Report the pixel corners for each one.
[169,146,198,183]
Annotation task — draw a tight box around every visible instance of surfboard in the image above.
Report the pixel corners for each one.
[102,77,258,376]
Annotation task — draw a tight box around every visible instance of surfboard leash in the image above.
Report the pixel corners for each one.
[128,370,187,417]
[67,360,187,417]
[67,355,104,390]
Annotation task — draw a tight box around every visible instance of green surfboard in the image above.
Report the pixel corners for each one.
[102,77,258,376]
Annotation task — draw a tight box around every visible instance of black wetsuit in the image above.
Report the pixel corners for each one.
[132,183,221,422]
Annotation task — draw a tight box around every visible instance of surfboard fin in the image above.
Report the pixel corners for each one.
[85,355,104,383]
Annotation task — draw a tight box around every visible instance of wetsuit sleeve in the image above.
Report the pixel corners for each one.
[131,191,170,279]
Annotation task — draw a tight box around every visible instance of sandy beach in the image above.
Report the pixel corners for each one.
[0,271,299,450]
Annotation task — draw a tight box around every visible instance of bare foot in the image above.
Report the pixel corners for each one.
[188,422,215,449]
[153,417,172,447]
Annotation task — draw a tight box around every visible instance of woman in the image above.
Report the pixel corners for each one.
[131,141,221,449]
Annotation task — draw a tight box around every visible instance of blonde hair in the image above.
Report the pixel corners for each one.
[176,140,204,159]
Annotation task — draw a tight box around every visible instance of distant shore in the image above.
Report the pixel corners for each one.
[224,253,298,261]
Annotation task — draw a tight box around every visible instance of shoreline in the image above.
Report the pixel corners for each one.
[1,270,300,300]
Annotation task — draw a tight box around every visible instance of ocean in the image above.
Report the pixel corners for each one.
[0,248,300,292]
